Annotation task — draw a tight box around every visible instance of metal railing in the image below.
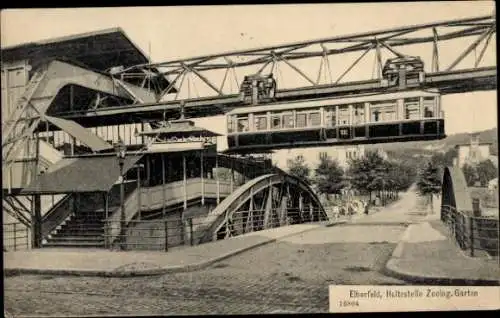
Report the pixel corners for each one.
[441,205,499,259]
[3,222,30,251]
[105,178,233,246]
[103,207,328,251]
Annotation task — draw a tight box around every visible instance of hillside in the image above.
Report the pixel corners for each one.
[367,127,498,155]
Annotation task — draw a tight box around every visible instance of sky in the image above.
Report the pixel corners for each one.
[1,3,497,167]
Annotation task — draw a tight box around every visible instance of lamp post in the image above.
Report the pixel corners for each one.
[116,138,127,251]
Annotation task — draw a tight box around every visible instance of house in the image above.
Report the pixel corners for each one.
[318,145,366,169]
[455,133,493,168]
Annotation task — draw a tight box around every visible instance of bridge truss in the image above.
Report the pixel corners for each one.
[51,14,497,125]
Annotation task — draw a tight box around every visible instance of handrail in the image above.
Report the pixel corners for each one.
[441,204,499,258]
[41,194,73,238]
[42,194,71,221]
[106,178,232,245]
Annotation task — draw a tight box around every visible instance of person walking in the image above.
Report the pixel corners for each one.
[364,201,370,215]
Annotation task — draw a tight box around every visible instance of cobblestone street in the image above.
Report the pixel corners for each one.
[4,224,409,316]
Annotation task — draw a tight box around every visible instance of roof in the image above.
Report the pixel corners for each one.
[147,142,214,153]
[2,28,173,92]
[455,141,495,147]
[45,115,113,152]
[21,154,143,194]
[1,28,148,71]
[138,119,221,138]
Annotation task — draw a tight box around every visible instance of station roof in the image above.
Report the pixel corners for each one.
[1,27,173,96]
[21,154,143,195]
[1,27,149,71]
[138,119,221,138]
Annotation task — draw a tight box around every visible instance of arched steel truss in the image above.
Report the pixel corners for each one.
[195,173,327,244]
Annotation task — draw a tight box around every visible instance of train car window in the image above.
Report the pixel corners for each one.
[237,118,249,132]
[296,113,307,128]
[383,106,397,121]
[338,105,350,125]
[404,98,420,119]
[309,112,321,126]
[353,104,365,125]
[371,100,396,122]
[255,116,268,131]
[324,107,336,127]
[423,97,436,118]
[272,115,282,129]
[283,113,294,128]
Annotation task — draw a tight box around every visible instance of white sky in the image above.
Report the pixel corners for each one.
[1,3,497,167]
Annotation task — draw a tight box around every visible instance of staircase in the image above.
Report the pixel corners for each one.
[43,209,106,248]
[42,182,137,248]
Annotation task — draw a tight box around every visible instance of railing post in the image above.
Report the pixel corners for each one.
[469,216,475,257]
[164,219,168,252]
[189,218,194,246]
[26,227,29,249]
[13,223,17,251]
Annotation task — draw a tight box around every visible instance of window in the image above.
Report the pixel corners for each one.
[325,107,336,127]
[353,103,365,125]
[282,113,294,128]
[337,105,350,125]
[383,108,397,121]
[271,115,282,129]
[237,118,249,132]
[309,112,321,126]
[255,116,268,131]
[371,100,396,122]
[296,113,307,128]
[404,98,420,120]
[423,97,436,118]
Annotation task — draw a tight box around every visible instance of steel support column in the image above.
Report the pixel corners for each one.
[183,153,187,210]
[215,155,220,204]
[33,194,42,248]
[201,150,205,206]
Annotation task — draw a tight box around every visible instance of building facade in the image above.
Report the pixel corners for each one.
[455,133,493,168]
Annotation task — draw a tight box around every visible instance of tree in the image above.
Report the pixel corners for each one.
[443,147,458,166]
[313,155,345,194]
[416,161,442,214]
[287,155,311,183]
[461,163,477,187]
[431,147,458,178]
[392,162,417,192]
[476,159,498,187]
[347,150,387,202]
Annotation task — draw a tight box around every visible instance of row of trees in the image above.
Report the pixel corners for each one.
[287,151,417,204]
[462,160,498,187]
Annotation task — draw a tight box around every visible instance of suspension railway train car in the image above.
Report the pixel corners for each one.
[225,90,445,152]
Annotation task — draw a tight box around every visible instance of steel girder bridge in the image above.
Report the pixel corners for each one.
[48,14,496,127]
